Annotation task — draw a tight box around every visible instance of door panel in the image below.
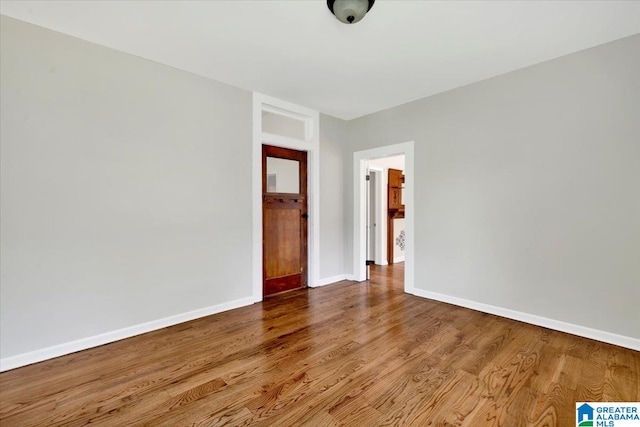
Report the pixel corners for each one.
[262,145,308,297]
[264,208,301,278]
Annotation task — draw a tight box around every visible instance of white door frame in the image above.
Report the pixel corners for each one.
[354,142,414,293]
[252,93,320,302]
[366,167,384,265]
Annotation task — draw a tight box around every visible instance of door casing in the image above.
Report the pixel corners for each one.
[252,93,320,302]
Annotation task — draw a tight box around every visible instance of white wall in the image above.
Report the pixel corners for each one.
[2,14,638,365]
[0,16,254,360]
[392,219,406,263]
[368,156,405,172]
[346,34,640,340]
[319,114,348,280]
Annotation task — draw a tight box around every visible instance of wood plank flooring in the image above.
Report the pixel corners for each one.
[1,263,638,426]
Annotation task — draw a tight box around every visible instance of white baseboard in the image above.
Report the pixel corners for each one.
[313,275,349,287]
[393,256,405,263]
[0,296,255,372]
[410,288,640,352]
[10,286,632,373]
[345,274,358,281]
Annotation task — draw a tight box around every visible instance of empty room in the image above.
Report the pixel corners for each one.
[1,1,639,426]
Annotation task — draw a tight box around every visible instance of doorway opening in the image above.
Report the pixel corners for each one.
[366,155,406,268]
[354,142,414,294]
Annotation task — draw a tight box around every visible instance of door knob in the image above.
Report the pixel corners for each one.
[302,213,309,219]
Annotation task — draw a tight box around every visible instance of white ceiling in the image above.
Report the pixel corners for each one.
[2,1,639,120]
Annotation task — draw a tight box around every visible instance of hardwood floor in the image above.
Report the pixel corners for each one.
[1,263,638,426]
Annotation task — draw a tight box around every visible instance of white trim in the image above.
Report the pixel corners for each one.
[354,142,415,294]
[366,167,384,265]
[365,165,388,265]
[253,93,320,302]
[258,95,318,124]
[410,288,640,352]
[0,296,255,372]
[393,256,405,263]
[313,275,348,287]
[345,274,357,281]
[252,94,263,302]
[262,105,310,123]
[261,132,309,150]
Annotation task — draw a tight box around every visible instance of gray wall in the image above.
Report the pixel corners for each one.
[2,14,638,362]
[346,34,640,339]
[0,16,254,358]
[319,114,348,279]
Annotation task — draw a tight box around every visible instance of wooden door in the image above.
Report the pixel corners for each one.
[262,145,308,297]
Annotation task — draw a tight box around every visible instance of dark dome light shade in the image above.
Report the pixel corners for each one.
[327,0,375,24]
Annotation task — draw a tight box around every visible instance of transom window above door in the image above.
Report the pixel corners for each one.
[260,106,313,143]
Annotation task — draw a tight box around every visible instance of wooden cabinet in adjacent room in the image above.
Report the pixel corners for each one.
[387,168,405,265]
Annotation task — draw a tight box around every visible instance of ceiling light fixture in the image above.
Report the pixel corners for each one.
[327,0,375,24]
